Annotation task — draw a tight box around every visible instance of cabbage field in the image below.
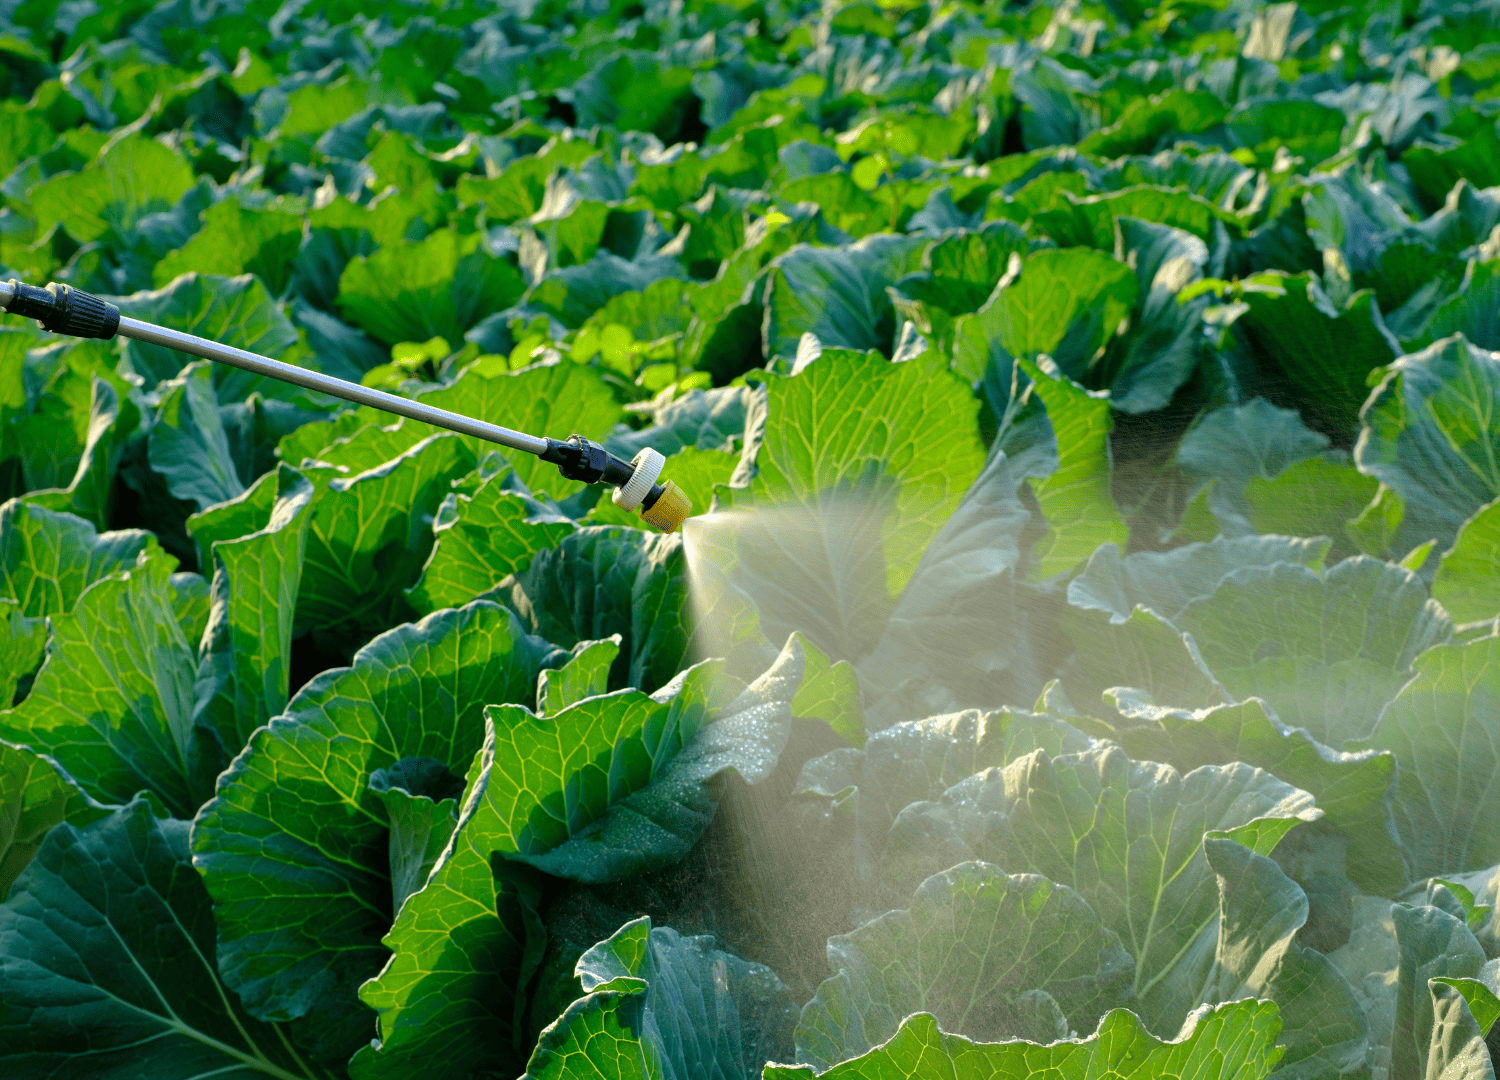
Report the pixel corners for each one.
[4,0,1500,1076]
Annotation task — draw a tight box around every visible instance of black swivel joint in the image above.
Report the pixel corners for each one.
[539,435,636,487]
[3,280,120,340]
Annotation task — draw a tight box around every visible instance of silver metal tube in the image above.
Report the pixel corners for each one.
[0,280,15,308]
[116,316,550,457]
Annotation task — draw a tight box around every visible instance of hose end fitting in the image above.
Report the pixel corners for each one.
[2,280,119,339]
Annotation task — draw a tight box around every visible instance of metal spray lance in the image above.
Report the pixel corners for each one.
[0,279,693,532]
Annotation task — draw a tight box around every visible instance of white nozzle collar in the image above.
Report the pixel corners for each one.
[612,447,665,511]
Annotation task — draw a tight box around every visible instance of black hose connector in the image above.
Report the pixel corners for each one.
[540,435,635,487]
[4,280,120,339]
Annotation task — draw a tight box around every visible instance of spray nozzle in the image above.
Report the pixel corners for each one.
[540,437,692,532]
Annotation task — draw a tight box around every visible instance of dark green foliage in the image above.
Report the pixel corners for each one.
[2,0,1500,1078]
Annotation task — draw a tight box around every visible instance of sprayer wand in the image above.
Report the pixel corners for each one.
[0,279,692,532]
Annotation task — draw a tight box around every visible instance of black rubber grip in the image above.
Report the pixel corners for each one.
[6,281,120,339]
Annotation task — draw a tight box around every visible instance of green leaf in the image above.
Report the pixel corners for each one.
[1229,100,1347,168]
[537,636,621,715]
[1302,170,1430,300]
[0,547,218,817]
[792,706,1093,887]
[0,740,111,900]
[1243,454,1381,552]
[1078,90,1229,157]
[1103,693,1401,897]
[1365,626,1500,882]
[170,570,211,646]
[11,338,138,502]
[1068,536,1330,624]
[0,101,62,186]
[1404,122,1500,207]
[1356,335,1500,549]
[574,277,694,364]
[291,194,424,312]
[28,134,194,248]
[1202,837,1368,1075]
[19,375,137,530]
[415,360,626,500]
[855,448,1038,729]
[0,500,153,617]
[1325,894,1401,1069]
[1059,604,1226,718]
[1176,398,1330,508]
[186,466,281,560]
[1433,498,1500,624]
[1418,259,1500,352]
[362,131,450,228]
[776,173,911,238]
[525,183,613,270]
[796,863,1134,1069]
[763,1001,1284,1080]
[1037,186,1228,249]
[602,386,750,460]
[336,228,526,347]
[289,303,387,384]
[273,410,366,470]
[878,745,1320,1037]
[296,416,427,476]
[1425,978,1499,1080]
[761,235,927,359]
[791,631,865,747]
[572,52,695,138]
[296,434,477,638]
[508,634,831,882]
[1100,151,1255,207]
[522,251,688,330]
[0,332,27,467]
[952,247,1137,385]
[1410,181,1500,258]
[1176,557,1452,746]
[1432,962,1500,1038]
[912,223,1031,315]
[1233,272,1401,437]
[269,75,373,161]
[114,274,316,400]
[1017,358,1130,580]
[0,600,46,711]
[191,464,313,758]
[407,464,576,616]
[0,801,324,1080]
[1346,484,1409,561]
[11,399,88,496]
[710,350,985,664]
[153,198,304,296]
[190,600,565,1060]
[488,525,689,694]
[1392,902,1489,1080]
[147,361,247,512]
[367,760,460,917]
[352,659,728,1078]
[1105,217,1212,414]
[0,500,154,704]
[456,139,597,223]
[521,916,796,1080]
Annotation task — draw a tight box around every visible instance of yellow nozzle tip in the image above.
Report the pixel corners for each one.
[639,479,691,533]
